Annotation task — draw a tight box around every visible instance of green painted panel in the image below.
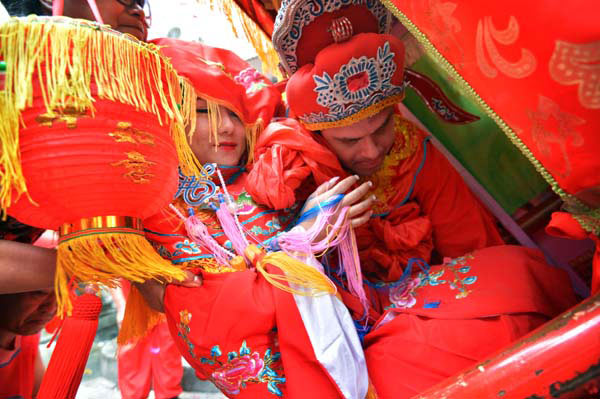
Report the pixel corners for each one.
[403,56,548,214]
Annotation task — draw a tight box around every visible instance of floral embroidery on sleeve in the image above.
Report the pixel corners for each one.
[201,341,285,397]
[176,310,285,397]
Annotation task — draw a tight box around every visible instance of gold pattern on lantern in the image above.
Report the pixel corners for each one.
[475,16,537,79]
[109,122,156,146]
[111,151,156,184]
[35,107,88,129]
[549,40,600,109]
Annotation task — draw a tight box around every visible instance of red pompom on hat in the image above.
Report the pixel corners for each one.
[152,38,283,161]
[285,32,406,130]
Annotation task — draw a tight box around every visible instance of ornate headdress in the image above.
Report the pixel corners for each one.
[272,0,405,130]
[272,0,393,76]
[273,0,481,130]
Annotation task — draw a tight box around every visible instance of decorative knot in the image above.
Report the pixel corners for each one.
[329,17,354,43]
[71,293,103,320]
[244,244,266,267]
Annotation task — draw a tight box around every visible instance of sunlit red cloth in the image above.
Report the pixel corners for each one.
[117,282,182,399]
[0,334,39,399]
[360,245,577,398]
[117,321,182,399]
[386,0,600,235]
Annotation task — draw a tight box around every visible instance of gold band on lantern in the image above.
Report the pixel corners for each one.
[59,216,143,243]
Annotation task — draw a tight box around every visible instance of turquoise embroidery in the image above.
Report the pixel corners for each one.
[175,239,202,254]
[386,254,479,310]
[417,254,478,299]
[177,311,284,397]
[177,310,195,359]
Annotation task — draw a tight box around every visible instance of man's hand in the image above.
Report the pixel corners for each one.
[299,175,375,240]
[134,270,202,313]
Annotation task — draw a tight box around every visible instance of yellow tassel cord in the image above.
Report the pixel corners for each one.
[117,285,165,345]
[244,245,336,296]
[173,78,205,177]
[56,231,187,317]
[0,16,202,213]
[206,99,223,149]
[365,380,379,399]
[244,119,263,164]
[0,97,28,215]
[379,0,600,235]
[195,0,282,79]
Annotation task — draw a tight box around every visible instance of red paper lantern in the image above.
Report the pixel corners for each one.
[0,16,199,315]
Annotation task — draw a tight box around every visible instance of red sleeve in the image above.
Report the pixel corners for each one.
[246,118,345,209]
[0,334,39,399]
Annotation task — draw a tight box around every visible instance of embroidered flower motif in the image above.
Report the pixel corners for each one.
[389,277,421,309]
[175,239,202,254]
[305,41,405,124]
[234,67,269,93]
[420,254,478,299]
[177,310,196,358]
[212,352,265,395]
[200,341,285,397]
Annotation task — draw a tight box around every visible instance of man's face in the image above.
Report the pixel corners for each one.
[0,290,57,336]
[62,0,148,41]
[321,106,396,176]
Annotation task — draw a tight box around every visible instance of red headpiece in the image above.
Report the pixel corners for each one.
[285,33,406,130]
[272,0,404,130]
[152,38,282,159]
[272,0,393,75]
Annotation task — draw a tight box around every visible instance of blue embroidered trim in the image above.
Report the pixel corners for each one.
[373,135,431,218]
[171,254,216,264]
[218,165,247,185]
[0,347,21,369]
[423,300,441,309]
[362,258,430,290]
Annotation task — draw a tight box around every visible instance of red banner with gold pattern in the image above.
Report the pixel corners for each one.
[381,0,599,235]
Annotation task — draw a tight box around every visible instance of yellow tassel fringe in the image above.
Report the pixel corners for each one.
[56,231,187,317]
[245,245,336,297]
[117,284,165,345]
[206,99,223,149]
[245,119,263,164]
[195,0,282,79]
[0,16,202,213]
